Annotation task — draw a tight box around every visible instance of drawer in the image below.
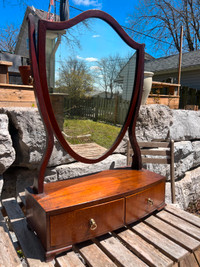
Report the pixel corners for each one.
[125,181,165,224]
[50,198,124,247]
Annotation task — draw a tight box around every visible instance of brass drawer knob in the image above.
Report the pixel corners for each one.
[90,218,97,230]
[147,198,154,206]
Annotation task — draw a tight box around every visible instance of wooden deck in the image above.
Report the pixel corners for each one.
[0,196,200,267]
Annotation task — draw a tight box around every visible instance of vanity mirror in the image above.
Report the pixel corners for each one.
[26,10,166,261]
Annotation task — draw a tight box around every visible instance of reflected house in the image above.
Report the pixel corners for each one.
[15,6,65,91]
[115,53,155,101]
[115,53,137,101]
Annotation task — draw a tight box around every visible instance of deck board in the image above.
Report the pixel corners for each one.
[165,204,200,228]
[95,234,148,267]
[145,215,200,251]
[1,198,200,267]
[115,228,173,267]
[132,222,189,262]
[0,209,22,267]
[2,198,54,267]
[157,210,200,241]
[76,241,117,267]
[56,251,85,267]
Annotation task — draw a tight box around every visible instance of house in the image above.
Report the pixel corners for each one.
[15,6,62,90]
[145,50,200,90]
[116,50,200,102]
[115,53,154,101]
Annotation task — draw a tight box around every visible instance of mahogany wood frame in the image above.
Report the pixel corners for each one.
[28,10,145,193]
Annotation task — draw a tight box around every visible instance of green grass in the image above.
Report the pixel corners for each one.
[63,119,121,149]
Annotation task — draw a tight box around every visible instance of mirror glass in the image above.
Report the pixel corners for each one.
[45,18,137,159]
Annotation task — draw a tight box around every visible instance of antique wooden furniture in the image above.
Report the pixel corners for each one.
[3,198,200,266]
[26,10,166,261]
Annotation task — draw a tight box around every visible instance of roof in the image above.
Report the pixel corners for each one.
[15,6,60,55]
[145,50,200,73]
[30,6,60,21]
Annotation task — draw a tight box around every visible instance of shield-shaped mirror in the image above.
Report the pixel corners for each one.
[35,10,144,164]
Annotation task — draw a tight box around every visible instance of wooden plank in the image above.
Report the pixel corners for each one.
[156,210,200,241]
[179,254,199,267]
[0,83,33,89]
[0,88,35,101]
[165,204,200,228]
[2,198,54,267]
[56,251,85,267]
[141,149,170,156]
[116,229,173,267]
[0,102,36,108]
[194,247,200,264]
[132,222,189,262]
[0,209,22,267]
[152,81,180,87]
[138,141,170,148]
[145,215,200,252]
[142,158,170,164]
[146,96,179,109]
[76,242,117,267]
[95,234,148,267]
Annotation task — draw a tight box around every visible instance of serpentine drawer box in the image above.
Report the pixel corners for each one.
[25,168,165,261]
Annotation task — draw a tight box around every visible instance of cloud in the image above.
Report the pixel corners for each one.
[76,55,98,62]
[90,65,101,71]
[76,55,84,60]
[92,34,100,38]
[72,0,102,9]
[85,57,98,62]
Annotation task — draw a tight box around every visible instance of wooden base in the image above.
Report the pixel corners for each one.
[25,168,166,261]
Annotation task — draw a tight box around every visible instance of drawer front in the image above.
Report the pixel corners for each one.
[125,181,165,224]
[50,198,124,247]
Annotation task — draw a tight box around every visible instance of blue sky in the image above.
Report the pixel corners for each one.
[0,0,137,29]
[0,0,167,58]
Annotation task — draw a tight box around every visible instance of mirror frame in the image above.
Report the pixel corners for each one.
[36,10,144,164]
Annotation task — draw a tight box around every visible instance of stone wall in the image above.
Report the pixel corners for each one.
[0,105,200,209]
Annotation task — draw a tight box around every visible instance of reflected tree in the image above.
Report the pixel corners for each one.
[55,57,94,97]
[97,54,127,99]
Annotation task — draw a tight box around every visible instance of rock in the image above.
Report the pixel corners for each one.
[174,141,194,178]
[116,104,173,154]
[175,166,200,209]
[174,141,192,162]
[114,132,129,154]
[2,166,58,198]
[143,163,170,180]
[55,154,127,181]
[170,110,200,141]
[0,114,15,174]
[192,141,200,167]
[136,104,173,141]
[0,107,73,169]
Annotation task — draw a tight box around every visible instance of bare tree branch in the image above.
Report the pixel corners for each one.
[128,0,200,54]
[0,24,19,53]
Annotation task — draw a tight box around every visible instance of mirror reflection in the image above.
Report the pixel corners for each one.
[45,18,137,159]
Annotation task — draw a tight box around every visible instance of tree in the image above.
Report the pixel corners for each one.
[97,54,127,99]
[0,24,19,53]
[55,57,94,97]
[128,0,200,54]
